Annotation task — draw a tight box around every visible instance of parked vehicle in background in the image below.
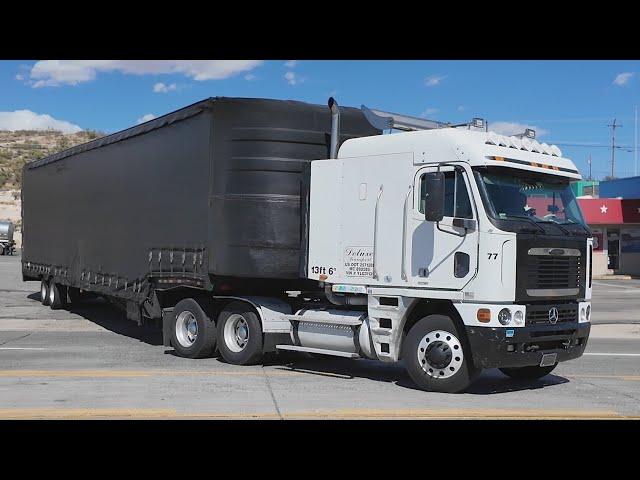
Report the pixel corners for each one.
[21,97,592,393]
[0,221,16,255]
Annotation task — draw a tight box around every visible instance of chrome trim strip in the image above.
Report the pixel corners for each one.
[528,247,581,257]
[526,288,579,297]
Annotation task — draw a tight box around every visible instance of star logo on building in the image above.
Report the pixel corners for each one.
[600,205,608,214]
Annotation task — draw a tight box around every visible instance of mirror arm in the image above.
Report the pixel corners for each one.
[436,220,467,238]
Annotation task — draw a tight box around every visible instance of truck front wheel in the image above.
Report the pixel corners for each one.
[403,315,479,393]
[171,298,217,359]
[499,364,557,380]
[217,301,263,365]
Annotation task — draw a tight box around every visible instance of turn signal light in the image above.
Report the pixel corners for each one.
[477,309,491,323]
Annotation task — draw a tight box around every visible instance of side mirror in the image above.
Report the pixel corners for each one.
[423,172,445,222]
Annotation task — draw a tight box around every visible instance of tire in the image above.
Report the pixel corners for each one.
[217,301,263,365]
[402,314,479,393]
[48,281,66,310]
[40,279,50,306]
[170,298,217,359]
[499,364,557,380]
[67,287,81,304]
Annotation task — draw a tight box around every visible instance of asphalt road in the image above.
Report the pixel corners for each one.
[1,254,639,419]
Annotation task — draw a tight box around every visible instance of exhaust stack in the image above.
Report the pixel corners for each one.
[328,97,341,159]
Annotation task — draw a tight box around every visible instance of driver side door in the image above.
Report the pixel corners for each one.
[406,165,479,290]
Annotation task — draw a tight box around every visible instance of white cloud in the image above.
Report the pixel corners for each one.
[421,108,438,117]
[0,110,82,133]
[285,71,304,85]
[613,72,634,86]
[28,60,264,87]
[489,121,548,137]
[137,113,156,124]
[153,82,178,93]
[15,74,24,81]
[457,105,465,112]
[244,74,256,81]
[284,60,297,68]
[425,74,447,87]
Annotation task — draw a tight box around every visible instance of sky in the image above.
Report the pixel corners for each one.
[2,60,640,180]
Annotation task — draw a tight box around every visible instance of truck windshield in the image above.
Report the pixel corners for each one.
[475,168,587,228]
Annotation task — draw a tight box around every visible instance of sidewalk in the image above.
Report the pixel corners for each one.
[593,274,637,280]
[590,323,640,339]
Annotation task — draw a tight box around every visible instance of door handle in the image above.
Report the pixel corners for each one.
[372,185,383,280]
[401,186,412,281]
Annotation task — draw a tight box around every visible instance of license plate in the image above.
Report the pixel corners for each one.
[540,353,557,367]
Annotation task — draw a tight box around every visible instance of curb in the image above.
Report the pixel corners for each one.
[593,275,635,280]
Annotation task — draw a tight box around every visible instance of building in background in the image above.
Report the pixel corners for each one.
[571,180,599,198]
[576,175,640,276]
[599,175,640,199]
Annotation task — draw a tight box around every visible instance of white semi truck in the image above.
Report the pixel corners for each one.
[23,97,591,393]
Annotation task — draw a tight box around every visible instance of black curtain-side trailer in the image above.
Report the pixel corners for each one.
[21,97,380,321]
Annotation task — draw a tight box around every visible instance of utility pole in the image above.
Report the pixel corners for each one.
[608,118,622,179]
[635,105,638,177]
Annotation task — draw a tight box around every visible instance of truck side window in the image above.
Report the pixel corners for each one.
[419,170,473,218]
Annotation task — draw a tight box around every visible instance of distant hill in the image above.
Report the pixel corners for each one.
[0,129,105,189]
[0,129,106,248]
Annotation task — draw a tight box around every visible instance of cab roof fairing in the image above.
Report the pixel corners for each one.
[337,128,582,181]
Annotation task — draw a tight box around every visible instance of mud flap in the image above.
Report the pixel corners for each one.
[162,308,175,347]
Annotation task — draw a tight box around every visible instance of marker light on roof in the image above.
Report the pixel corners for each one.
[472,118,486,129]
[530,140,541,152]
[511,137,523,149]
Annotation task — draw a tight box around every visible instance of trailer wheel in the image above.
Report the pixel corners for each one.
[171,298,217,359]
[402,314,479,393]
[499,364,557,380]
[40,279,50,306]
[48,281,66,310]
[217,301,263,365]
[67,287,81,304]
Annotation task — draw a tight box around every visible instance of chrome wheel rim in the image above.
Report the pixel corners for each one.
[41,282,47,302]
[224,314,249,353]
[417,329,463,379]
[48,284,55,305]
[175,311,198,348]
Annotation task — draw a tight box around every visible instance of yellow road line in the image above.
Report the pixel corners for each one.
[0,369,303,378]
[567,374,640,381]
[0,407,632,420]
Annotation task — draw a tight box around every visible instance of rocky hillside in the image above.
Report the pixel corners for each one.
[0,129,105,248]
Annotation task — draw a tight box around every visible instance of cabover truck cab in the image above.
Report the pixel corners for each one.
[303,120,592,392]
[23,97,591,393]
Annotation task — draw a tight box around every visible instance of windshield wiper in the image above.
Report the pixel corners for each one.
[501,215,546,234]
[537,220,572,235]
[560,219,591,235]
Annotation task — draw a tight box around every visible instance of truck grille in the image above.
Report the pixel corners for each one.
[527,254,581,291]
[526,304,578,325]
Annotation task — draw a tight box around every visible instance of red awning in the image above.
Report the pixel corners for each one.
[577,198,640,224]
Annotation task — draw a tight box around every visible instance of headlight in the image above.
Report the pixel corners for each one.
[498,308,512,325]
[514,310,524,326]
[580,307,586,322]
